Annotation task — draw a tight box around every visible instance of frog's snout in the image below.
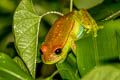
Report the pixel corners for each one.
[41,53,58,64]
[40,45,63,64]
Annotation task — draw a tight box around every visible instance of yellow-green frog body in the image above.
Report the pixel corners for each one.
[40,9,100,64]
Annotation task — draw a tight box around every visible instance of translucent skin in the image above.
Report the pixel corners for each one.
[40,9,100,64]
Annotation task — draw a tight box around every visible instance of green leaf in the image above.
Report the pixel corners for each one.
[82,65,120,80]
[89,2,120,20]
[0,52,33,80]
[13,0,41,78]
[13,56,29,74]
[74,0,104,9]
[56,53,80,80]
[76,19,120,76]
[0,0,17,13]
[0,16,12,38]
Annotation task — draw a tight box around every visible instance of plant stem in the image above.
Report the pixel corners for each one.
[41,11,64,18]
[104,10,120,21]
[70,0,73,12]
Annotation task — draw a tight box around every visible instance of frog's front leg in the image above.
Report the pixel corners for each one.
[70,38,77,55]
[69,24,85,55]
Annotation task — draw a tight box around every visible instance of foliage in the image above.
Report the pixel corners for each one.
[0,0,120,80]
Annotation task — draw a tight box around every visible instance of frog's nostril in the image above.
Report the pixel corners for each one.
[40,46,47,53]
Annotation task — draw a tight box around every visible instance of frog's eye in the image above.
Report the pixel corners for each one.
[55,48,62,54]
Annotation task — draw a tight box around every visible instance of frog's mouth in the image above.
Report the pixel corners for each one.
[41,55,64,64]
[41,49,68,64]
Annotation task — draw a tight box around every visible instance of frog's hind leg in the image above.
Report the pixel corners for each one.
[92,26,104,37]
[86,28,92,34]
[91,22,104,37]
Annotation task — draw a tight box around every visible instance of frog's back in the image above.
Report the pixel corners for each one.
[44,12,74,49]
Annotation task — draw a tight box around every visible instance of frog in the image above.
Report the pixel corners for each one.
[40,9,102,64]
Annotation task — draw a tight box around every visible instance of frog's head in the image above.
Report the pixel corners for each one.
[40,12,74,64]
[40,45,66,64]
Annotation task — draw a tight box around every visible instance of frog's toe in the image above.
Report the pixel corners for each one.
[93,26,103,37]
[86,29,91,34]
